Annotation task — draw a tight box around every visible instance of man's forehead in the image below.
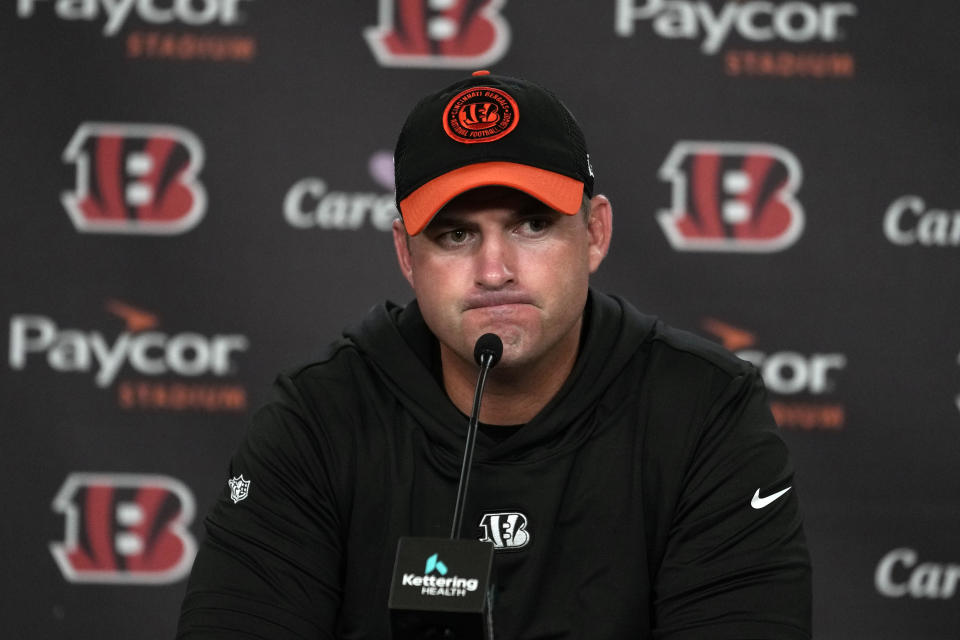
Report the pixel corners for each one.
[434,186,554,219]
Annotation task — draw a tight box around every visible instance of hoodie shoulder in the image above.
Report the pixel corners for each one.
[599,292,752,382]
[262,336,370,427]
[276,299,410,395]
[646,321,754,379]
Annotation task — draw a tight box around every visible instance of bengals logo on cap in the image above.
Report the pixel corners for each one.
[443,86,518,144]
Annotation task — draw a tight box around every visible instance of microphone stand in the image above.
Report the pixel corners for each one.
[450,349,494,540]
[388,334,502,640]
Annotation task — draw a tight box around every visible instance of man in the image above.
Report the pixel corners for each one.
[177,72,811,638]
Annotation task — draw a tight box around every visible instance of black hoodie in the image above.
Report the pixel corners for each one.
[178,290,811,639]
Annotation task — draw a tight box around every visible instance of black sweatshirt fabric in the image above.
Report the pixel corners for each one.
[177,290,811,639]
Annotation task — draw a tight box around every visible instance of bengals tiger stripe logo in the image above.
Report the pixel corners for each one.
[365,0,510,69]
[657,141,805,252]
[49,473,196,584]
[443,86,518,144]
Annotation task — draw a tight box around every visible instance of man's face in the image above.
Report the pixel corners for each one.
[393,186,611,372]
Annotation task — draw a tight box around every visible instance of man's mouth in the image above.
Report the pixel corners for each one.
[463,292,535,311]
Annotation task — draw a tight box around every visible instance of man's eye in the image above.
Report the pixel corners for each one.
[438,229,470,245]
[522,218,550,233]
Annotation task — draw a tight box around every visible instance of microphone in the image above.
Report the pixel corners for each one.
[388,334,503,640]
[451,333,502,538]
[473,333,503,368]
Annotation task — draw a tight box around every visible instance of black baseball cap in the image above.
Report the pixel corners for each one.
[394,71,595,235]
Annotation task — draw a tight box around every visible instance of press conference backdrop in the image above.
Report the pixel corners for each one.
[2,1,958,638]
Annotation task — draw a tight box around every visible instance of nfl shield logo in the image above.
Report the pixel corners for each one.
[227,475,250,503]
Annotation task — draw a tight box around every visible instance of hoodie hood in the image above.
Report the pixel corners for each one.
[344,289,656,467]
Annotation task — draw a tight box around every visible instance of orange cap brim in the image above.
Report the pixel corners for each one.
[398,161,584,235]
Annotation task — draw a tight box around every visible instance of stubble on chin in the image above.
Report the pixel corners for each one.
[459,313,535,365]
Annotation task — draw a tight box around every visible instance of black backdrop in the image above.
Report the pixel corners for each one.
[3,1,959,638]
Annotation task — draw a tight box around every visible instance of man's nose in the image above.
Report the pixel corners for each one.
[474,234,515,288]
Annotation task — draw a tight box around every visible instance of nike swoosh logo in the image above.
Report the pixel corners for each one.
[751,486,792,509]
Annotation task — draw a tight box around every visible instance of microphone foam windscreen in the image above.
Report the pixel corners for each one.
[473,333,503,367]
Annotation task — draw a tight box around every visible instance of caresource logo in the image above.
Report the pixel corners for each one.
[658,142,804,252]
[50,472,196,584]
[400,554,479,597]
[8,300,249,411]
[284,151,398,232]
[883,195,960,247]
[62,123,206,235]
[701,318,846,429]
[875,548,960,600]
[365,0,510,68]
[615,1,857,78]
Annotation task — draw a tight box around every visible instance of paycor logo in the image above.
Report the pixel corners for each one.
[9,313,246,388]
[616,1,857,78]
[615,0,857,54]
[400,554,479,597]
[702,318,846,430]
[17,0,253,37]
[8,301,249,411]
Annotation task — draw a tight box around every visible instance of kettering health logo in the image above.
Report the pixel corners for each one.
[401,553,479,597]
[426,553,447,575]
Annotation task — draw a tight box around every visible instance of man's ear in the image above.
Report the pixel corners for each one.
[392,218,415,288]
[586,194,613,273]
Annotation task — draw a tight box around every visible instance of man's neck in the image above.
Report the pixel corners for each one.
[440,320,582,425]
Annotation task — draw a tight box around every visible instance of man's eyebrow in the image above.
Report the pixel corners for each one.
[424,211,476,232]
[515,199,556,217]
[431,210,467,223]
[426,198,557,231]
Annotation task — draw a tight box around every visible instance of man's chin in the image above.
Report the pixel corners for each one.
[466,324,526,352]
[485,332,540,369]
